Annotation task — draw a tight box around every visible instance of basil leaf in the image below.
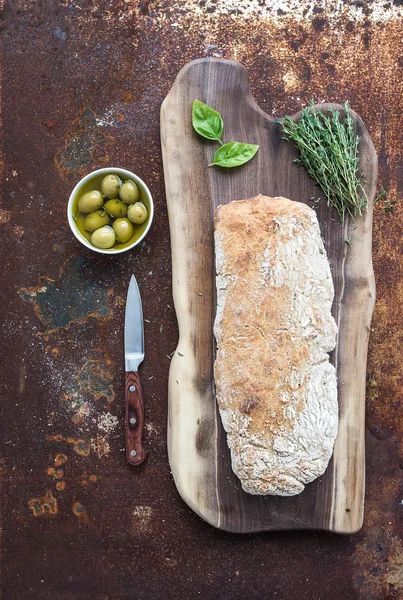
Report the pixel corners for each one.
[192,100,224,143]
[210,142,259,168]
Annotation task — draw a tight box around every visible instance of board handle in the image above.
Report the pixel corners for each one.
[125,371,146,466]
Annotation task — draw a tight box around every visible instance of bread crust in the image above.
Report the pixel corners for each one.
[214,195,338,496]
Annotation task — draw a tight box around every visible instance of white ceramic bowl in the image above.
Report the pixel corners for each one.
[67,167,154,255]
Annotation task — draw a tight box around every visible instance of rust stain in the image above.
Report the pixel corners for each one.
[353,463,403,597]
[28,490,58,517]
[66,438,91,457]
[367,295,403,434]
[72,502,89,525]
[46,434,64,443]
[48,411,56,426]
[19,255,112,335]
[386,538,403,595]
[0,209,11,223]
[122,90,133,103]
[49,229,67,254]
[13,224,23,238]
[54,102,115,182]
[82,474,98,486]
[73,440,91,457]
[41,348,115,431]
[56,351,116,427]
[56,482,66,491]
[42,118,58,129]
[47,468,64,479]
[55,454,67,467]
[76,357,115,403]
[46,434,91,457]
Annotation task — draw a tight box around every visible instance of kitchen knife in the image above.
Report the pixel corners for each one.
[125,275,146,466]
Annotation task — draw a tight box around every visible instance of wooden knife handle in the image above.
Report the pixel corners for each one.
[125,371,146,466]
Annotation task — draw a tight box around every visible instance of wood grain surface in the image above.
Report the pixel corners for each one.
[160,58,377,533]
[125,371,147,466]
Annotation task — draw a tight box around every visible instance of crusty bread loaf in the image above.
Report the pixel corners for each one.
[214,195,338,496]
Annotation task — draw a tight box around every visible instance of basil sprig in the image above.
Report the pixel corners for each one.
[192,100,259,169]
[210,142,259,168]
[192,100,223,144]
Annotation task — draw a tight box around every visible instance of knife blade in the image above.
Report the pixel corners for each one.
[124,275,146,466]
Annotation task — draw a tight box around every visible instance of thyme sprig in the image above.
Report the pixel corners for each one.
[281,101,367,221]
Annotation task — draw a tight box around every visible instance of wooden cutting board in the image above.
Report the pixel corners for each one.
[160,58,377,534]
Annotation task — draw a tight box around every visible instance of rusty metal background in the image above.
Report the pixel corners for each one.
[0,1,402,598]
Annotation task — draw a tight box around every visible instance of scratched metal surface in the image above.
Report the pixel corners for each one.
[0,1,402,598]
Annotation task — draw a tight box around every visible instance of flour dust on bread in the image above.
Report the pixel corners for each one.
[214,195,338,496]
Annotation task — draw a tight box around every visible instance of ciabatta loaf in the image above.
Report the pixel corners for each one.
[214,195,338,496]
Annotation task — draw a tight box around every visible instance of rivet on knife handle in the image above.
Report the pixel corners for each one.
[125,371,146,466]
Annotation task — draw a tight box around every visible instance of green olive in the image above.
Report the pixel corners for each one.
[119,180,140,204]
[83,210,110,232]
[104,199,128,218]
[78,190,104,213]
[128,202,148,225]
[91,226,116,249]
[101,174,121,199]
[112,218,134,243]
